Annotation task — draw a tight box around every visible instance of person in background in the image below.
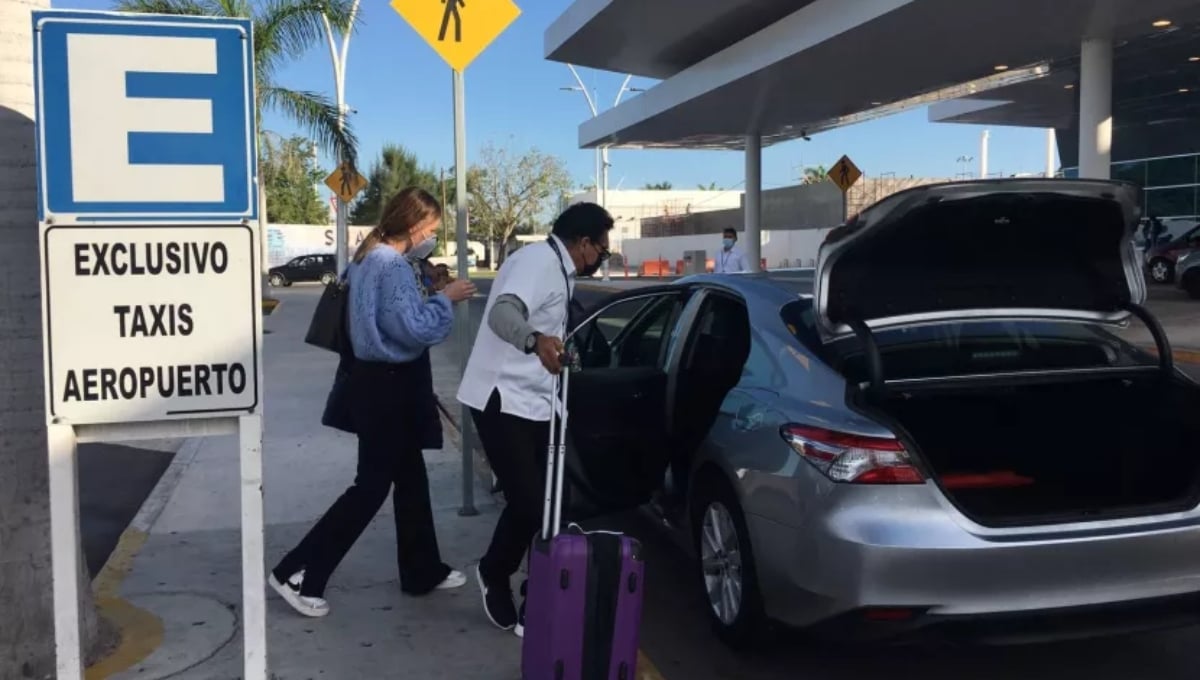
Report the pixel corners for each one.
[269,187,476,618]
[714,227,749,273]
[457,202,613,638]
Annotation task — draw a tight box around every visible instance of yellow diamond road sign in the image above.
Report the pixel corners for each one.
[325,163,368,204]
[391,0,521,73]
[830,155,862,193]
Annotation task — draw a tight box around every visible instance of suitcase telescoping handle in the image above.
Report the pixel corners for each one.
[540,360,571,541]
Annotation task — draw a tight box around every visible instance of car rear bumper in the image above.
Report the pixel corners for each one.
[746,491,1200,639]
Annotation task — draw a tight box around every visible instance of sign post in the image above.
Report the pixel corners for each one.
[391,0,521,515]
[829,154,863,222]
[32,11,265,679]
[325,162,368,267]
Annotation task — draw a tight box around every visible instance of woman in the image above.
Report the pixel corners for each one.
[270,187,476,617]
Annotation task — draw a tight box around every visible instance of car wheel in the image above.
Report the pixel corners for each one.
[691,474,766,650]
[268,273,286,287]
[1149,258,1174,284]
[319,271,337,286]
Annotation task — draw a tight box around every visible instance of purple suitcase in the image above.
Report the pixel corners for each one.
[522,367,645,680]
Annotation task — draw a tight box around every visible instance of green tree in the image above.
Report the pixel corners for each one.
[697,181,722,190]
[261,134,329,223]
[802,165,829,184]
[643,180,673,190]
[350,143,440,225]
[469,143,572,267]
[114,0,360,169]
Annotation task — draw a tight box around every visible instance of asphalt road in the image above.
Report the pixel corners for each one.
[465,277,1200,680]
[79,443,173,577]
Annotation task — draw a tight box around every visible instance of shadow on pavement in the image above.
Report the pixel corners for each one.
[80,444,173,578]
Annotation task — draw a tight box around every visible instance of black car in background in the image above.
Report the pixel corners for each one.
[268,254,337,287]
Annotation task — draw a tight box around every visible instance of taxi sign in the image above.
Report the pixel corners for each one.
[391,0,521,72]
[830,155,863,193]
[325,162,368,203]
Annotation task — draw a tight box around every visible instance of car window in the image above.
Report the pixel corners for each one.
[574,294,679,370]
[288,257,305,267]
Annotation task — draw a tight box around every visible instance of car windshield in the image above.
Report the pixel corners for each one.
[780,298,1152,382]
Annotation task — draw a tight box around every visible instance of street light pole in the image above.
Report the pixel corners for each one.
[322,0,360,271]
[564,66,641,280]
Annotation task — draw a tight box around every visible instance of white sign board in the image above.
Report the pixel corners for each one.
[42,226,260,424]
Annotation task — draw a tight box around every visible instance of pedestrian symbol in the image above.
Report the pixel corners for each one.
[392,0,520,72]
[438,0,464,42]
[325,163,368,204]
[829,155,862,193]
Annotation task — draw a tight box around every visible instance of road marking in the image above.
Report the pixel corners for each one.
[87,528,165,679]
[639,649,668,680]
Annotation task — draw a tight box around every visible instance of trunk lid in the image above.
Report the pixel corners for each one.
[814,179,1146,341]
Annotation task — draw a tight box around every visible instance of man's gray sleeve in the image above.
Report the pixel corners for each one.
[488,293,537,351]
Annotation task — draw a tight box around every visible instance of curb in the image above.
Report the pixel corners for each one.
[87,437,205,677]
[1141,345,1200,365]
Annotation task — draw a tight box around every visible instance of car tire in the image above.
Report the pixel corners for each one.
[319,271,337,286]
[1149,258,1174,284]
[690,473,766,650]
[268,273,286,287]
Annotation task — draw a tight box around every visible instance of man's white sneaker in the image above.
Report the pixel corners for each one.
[269,570,330,618]
[436,569,468,590]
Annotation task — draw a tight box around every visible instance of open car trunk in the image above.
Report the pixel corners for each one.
[876,375,1200,526]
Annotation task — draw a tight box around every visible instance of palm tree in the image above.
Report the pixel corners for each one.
[1,0,104,675]
[802,165,829,185]
[114,0,361,181]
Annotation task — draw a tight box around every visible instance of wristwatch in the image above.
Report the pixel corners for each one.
[524,331,542,355]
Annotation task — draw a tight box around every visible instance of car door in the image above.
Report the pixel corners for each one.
[563,289,687,514]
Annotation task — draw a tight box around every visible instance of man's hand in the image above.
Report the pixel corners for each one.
[535,334,565,375]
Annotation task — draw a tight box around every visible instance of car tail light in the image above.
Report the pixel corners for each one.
[781,424,923,484]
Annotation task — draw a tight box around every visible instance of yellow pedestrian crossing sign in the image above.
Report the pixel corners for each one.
[325,163,368,204]
[391,0,521,72]
[830,155,862,193]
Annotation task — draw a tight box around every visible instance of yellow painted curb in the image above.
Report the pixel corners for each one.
[86,528,165,678]
[638,649,667,680]
[262,298,281,315]
[1142,346,1200,365]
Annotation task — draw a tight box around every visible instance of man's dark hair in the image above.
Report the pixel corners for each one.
[552,202,614,244]
[723,227,737,239]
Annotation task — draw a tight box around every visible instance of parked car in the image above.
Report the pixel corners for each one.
[560,179,1200,647]
[1144,222,1200,284]
[268,254,337,287]
[1176,248,1200,299]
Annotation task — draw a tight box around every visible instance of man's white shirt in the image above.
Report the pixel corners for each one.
[457,235,575,423]
[714,245,749,273]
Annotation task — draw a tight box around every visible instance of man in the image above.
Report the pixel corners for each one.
[714,227,749,273]
[457,202,613,637]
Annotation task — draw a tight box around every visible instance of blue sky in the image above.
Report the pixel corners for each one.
[56,0,1055,198]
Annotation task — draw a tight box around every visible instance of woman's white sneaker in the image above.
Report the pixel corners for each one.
[269,570,330,618]
[436,569,468,590]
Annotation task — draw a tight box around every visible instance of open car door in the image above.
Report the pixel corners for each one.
[562,288,687,517]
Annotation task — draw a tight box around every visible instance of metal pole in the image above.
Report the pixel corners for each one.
[239,414,267,679]
[744,134,762,273]
[1079,37,1113,179]
[322,3,358,270]
[48,423,84,680]
[453,70,478,516]
[1045,128,1057,178]
[980,130,990,179]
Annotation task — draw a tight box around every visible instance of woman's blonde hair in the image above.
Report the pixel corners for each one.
[352,187,442,263]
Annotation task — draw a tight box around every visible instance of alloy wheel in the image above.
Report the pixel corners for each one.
[700,501,743,625]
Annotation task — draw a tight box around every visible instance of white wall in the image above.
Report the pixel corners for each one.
[568,189,745,255]
[621,228,832,270]
[266,223,374,268]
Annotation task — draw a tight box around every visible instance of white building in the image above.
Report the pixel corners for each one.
[566,188,743,255]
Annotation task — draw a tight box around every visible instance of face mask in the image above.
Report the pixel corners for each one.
[723,238,735,250]
[577,241,605,278]
[408,235,437,261]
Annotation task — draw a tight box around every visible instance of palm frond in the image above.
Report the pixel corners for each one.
[256,0,358,62]
[112,0,212,15]
[259,86,357,167]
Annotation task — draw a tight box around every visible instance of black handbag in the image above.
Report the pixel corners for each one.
[305,276,351,354]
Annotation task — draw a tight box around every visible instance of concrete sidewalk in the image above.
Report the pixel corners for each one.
[93,289,521,679]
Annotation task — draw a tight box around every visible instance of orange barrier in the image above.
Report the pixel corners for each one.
[638,260,671,277]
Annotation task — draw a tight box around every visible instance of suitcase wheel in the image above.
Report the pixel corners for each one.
[554,660,564,680]
[627,572,638,593]
[560,569,570,590]
[618,662,629,680]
